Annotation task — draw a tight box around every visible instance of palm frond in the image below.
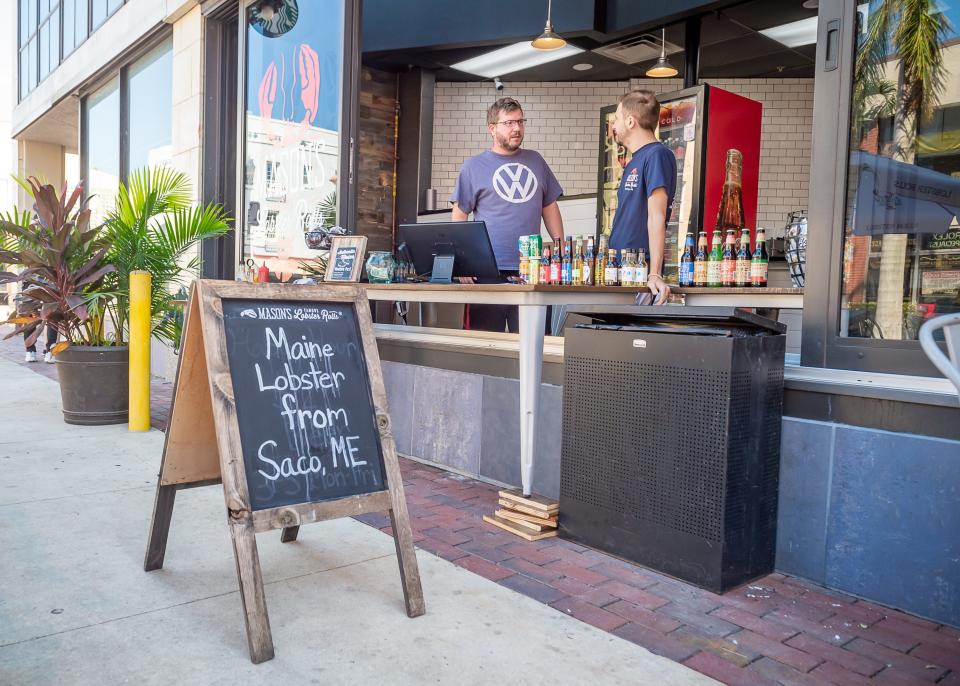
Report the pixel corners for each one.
[893,0,950,123]
[100,166,232,346]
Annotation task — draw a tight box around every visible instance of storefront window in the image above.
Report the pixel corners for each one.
[242,0,344,275]
[85,76,120,224]
[18,0,122,100]
[63,0,90,58]
[840,1,960,341]
[128,39,173,172]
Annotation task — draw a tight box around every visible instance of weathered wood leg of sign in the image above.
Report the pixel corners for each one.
[144,484,177,571]
[379,414,425,618]
[198,282,275,664]
[387,505,425,617]
[230,519,275,663]
[280,526,300,543]
[145,287,222,572]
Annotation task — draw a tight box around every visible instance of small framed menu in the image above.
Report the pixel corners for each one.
[325,235,368,282]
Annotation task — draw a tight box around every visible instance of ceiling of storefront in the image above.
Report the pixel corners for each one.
[362,0,818,81]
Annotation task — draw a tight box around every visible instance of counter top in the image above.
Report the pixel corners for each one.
[363,283,802,295]
[361,283,803,308]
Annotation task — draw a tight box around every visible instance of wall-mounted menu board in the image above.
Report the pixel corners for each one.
[144,280,424,664]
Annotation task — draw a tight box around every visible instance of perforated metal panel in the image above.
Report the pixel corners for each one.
[561,357,730,542]
[559,321,786,592]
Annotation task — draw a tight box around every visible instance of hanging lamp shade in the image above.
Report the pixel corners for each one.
[646,56,679,78]
[645,27,678,78]
[532,24,566,50]
[531,0,566,50]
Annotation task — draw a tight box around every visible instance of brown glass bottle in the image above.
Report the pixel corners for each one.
[715,149,745,234]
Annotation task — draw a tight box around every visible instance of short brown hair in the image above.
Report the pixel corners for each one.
[619,89,660,131]
[487,97,522,125]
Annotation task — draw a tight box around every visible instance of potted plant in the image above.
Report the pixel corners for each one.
[0,178,122,424]
[1,168,230,425]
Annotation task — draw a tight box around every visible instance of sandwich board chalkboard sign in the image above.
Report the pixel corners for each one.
[324,235,367,282]
[144,280,424,663]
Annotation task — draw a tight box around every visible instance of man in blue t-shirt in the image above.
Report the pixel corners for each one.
[451,97,565,331]
[609,89,677,305]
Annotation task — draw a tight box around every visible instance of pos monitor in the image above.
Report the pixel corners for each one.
[397,221,504,284]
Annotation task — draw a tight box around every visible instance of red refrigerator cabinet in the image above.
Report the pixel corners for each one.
[596,84,762,281]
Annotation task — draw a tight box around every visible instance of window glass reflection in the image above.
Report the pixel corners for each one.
[27,37,37,91]
[76,0,88,45]
[243,0,344,277]
[128,39,172,171]
[91,0,106,28]
[51,9,60,71]
[63,0,80,56]
[19,49,29,99]
[39,21,49,77]
[841,1,960,341]
[85,77,119,224]
[20,0,30,47]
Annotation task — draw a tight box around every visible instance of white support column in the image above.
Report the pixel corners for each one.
[518,304,547,497]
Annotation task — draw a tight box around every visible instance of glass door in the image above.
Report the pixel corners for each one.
[239,0,356,278]
[838,0,960,342]
[656,90,701,281]
[597,104,631,239]
[803,0,960,374]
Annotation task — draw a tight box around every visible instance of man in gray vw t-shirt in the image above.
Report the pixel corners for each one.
[451,97,565,332]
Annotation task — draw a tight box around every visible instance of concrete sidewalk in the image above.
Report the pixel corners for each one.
[0,357,715,685]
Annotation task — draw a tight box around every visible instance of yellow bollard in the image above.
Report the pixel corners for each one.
[129,270,151,432]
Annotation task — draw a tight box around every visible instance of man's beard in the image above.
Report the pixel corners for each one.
[496,131,523,151]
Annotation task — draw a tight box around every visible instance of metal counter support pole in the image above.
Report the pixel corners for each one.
[518,304,547,497]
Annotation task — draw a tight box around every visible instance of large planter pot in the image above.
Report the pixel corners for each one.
[56,346,129,425]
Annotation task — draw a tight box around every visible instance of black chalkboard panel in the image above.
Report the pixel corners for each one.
[330,247,358,280]
[222,299,386,511]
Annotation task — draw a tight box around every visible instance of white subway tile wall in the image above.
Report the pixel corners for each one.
[431,78,813,233]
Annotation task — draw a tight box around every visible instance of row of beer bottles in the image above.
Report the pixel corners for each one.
[523,236,649,287]
[679,227,768,288]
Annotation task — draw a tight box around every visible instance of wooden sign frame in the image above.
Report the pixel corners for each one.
[144,279,424,663]
[324,235,367,282]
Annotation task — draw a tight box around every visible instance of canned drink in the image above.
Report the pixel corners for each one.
[529,234,542,259]
[527,257,541,285]
[518,255,529,284]
[518,235,531,259]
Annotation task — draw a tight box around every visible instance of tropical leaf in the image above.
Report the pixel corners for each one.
[100,166,231,346]
[854,0,951,151]
[1,177,114,345]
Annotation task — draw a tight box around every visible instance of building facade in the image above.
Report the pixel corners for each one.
[10,0,960,627]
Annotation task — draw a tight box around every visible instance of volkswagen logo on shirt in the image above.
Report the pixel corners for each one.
[492,163,539,204]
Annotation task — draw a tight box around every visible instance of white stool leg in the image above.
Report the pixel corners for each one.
[518,304,546,496]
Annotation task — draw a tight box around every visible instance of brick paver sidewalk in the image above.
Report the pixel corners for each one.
[4,330,957,685]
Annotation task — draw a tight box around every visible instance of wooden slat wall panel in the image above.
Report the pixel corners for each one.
[357,67,399,253]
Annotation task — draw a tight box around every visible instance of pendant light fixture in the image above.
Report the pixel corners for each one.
[531,0,566,50]
[645,27,679,78]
